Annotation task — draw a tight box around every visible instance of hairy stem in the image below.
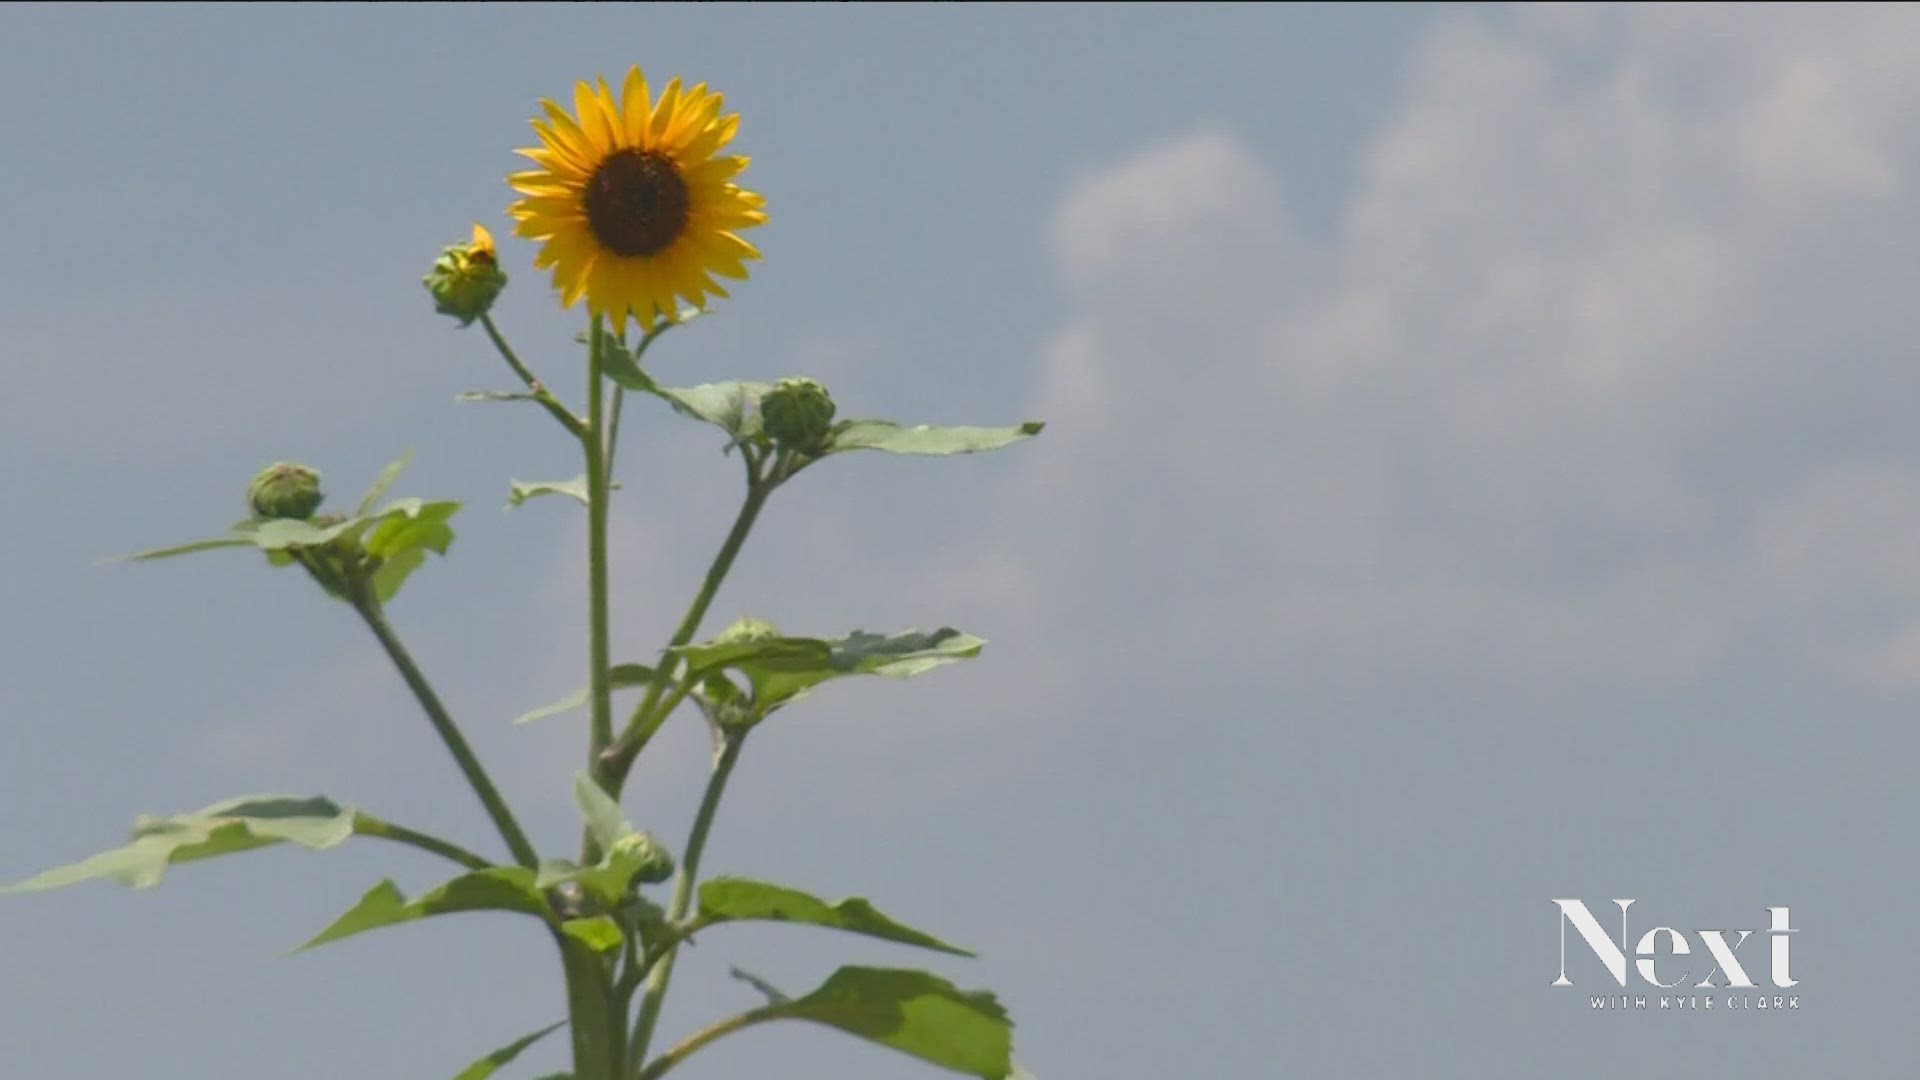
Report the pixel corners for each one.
[628,733,746,1069]
[351,596,539,869]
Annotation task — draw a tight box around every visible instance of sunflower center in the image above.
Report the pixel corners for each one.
[583,149,691,258]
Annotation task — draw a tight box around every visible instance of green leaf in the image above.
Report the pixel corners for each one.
[675,627,985,714]
[2,795,355,893]
[369,547,427,603]
[697,877,974,956]
[357,451,415,516]
[362,499,460,558]
[573,774,634,853]
[361,499,461,600]
[509,476,591,508]
[561,915,625,954]
[595,334,656,393]
[652,379,773,442]
[456,389,542,403]
[826,419,1044,456]
[581,308,701,391]
[767,966,1013,1078]
[450,1021,566,1080]
[512,664,655,726]
[294,867,551,952]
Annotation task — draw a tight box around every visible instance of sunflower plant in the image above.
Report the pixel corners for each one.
[6,66,1041,1080]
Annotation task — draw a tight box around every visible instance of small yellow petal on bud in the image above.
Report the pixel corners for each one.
[424,224,508,326]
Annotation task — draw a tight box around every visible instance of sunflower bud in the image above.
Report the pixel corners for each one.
[715,615,780,644]
[247,462,324,520]
[423,224,507,326]
[759,378,836,452]
[611,830,675,886]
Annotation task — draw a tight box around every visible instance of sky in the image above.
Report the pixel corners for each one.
[4,2,1920,1076]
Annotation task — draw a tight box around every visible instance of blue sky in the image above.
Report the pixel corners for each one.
[6,4,1920,1077]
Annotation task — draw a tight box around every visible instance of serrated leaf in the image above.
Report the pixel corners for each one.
[826,419,1044,456]
[357,451,415,516]
[2,796,355,893]
[696,877,973,956]
[561,915,624,954]
[294,867,550,952]
[509,476,592,508]
[573,774,634,853]
[767,966,1012,1078]
[450,1021,566,1080]
[513,664,656,726]
[674,627,985,714]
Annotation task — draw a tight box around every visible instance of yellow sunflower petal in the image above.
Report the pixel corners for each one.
[619,65,652,144]
[649,77,684,142]
[538,100,600,161]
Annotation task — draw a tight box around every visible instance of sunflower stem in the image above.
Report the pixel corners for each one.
[584,315,617,840]
[479,313,591,441]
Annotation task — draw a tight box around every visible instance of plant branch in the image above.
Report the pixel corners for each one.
[350,595,539,869]
[479,313,591,441]
[636,1004,781,1080]
[351,812,492,872]
[627,733,746,1070]
[600,458,770,788]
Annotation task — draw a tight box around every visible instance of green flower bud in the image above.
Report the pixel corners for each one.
[715,615,780,644]
[759,378,836,451]
[248,462,324,520]
[423,224,507,326]
[611,830,675,886]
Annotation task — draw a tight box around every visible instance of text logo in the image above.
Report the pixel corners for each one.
[1551,899,1797,990]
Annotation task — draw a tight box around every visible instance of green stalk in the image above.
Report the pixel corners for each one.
[350,596,539,869]
[636,1004,781,1080]
[628,733,746,1069]
[602,463,770,789]
[351,812,492,872]
[479,313,590,441]
[586,315,615,764]
[559,930,625,1080]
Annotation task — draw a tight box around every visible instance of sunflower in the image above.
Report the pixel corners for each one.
[507,66,766,330]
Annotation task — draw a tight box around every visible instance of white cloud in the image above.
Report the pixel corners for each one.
[1010,4,1920,687]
